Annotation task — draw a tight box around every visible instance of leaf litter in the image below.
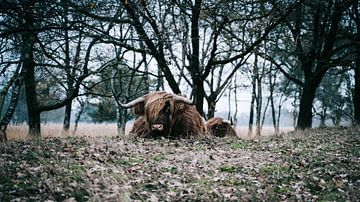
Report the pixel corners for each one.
[0,126,359,201]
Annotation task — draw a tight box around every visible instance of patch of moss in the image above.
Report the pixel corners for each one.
[219,165,243,173]
[230,141,250,150]
[164,167,178,174]
[273,186,290,194]
[70,164,85,183]
[71,188,90,202]
[259,164,287,174]
[318,191,345,201]
[153,154,165,162]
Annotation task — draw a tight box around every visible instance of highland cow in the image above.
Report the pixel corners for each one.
[121,92,206,138]
[206,117,237,137]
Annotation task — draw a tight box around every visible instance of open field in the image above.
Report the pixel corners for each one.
[5,123,293,140]
[6,123,121,140]
[1,126,359,201]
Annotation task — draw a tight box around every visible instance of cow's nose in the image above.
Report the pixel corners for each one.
[151,124,164,131]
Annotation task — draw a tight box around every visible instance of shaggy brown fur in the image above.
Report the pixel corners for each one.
[128,92,206,138]
[206,117,237,138]
[130,116,149,137]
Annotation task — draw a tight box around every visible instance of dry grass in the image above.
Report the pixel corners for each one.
[6,123,126,141]
[2,126,358,201]
[236,126,294,139]
[5,123,294,141]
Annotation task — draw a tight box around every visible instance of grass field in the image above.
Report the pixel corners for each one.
[1,125,359,201]
[5,123,293,140]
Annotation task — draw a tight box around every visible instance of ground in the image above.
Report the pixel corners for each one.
[1,126,360,201]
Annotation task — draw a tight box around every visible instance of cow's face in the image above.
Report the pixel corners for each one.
[145,99,172,134]
[121,92,192,136]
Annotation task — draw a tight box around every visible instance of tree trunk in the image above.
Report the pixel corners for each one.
[24,60,41,136]
[0,74,24,141]
[232,81,238,125]
[333,109,341,126]
[248,74,256,136]
[276,103,282,134]
[156,67,164,91]
[23,33,40,136]
[117,108,126,136]
[207,98,216,119]
[354,59,360,124]
[74,98,86,132]
[20,2,41,137]
[319,106,327,127]
[25,72,41,137]
[255,75,262,137]
[189,0,205,117]
[193,78,205,117]
[269,80,278,134]
[0,130,6,142]
[63,102,72,132]
[297,81,318,129]
[63,74,74,132]
[0,81,22,130]
[62,0,71,133]
[253,54,261,137]
[140,41,150,93]
[0,65,20,116]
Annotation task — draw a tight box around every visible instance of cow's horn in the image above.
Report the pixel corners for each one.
[172,94,193,104]
[119,97,145,108]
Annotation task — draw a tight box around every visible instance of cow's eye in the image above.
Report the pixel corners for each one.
[164,106,170,113]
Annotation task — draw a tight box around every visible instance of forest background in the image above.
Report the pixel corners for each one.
[0,0,359,139]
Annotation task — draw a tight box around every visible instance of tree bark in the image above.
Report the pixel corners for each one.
[74,98,86,132]
[353,0,360,125]
[190,0,205,116]
[117,108,126,136]
[0,65,20,116]
[207,98,216,119]
[227,86,232,121]
[319,106,327,127]
[17,1,41,137]
[25,62,41,137]
[156,68,164,91]
[233,81,239,126]
[0,80,22,130]
[354,13,360,124]
[248,74,256,136]
[193,78,205,117]
[297,79,319,129]
[62,0,71,132]
[269,71,279,134]
[0,130,5,142]
[354,62,360,124]
[63,70,75,132]
[22,31,41,136]
[63,102,72,132]
[0,71,25,141]
[255,58,262,137]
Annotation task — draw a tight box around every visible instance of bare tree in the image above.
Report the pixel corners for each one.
[279,0,355,129]
[0,0,123,136]
[348,1,360,124]
[116,0,304,117]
